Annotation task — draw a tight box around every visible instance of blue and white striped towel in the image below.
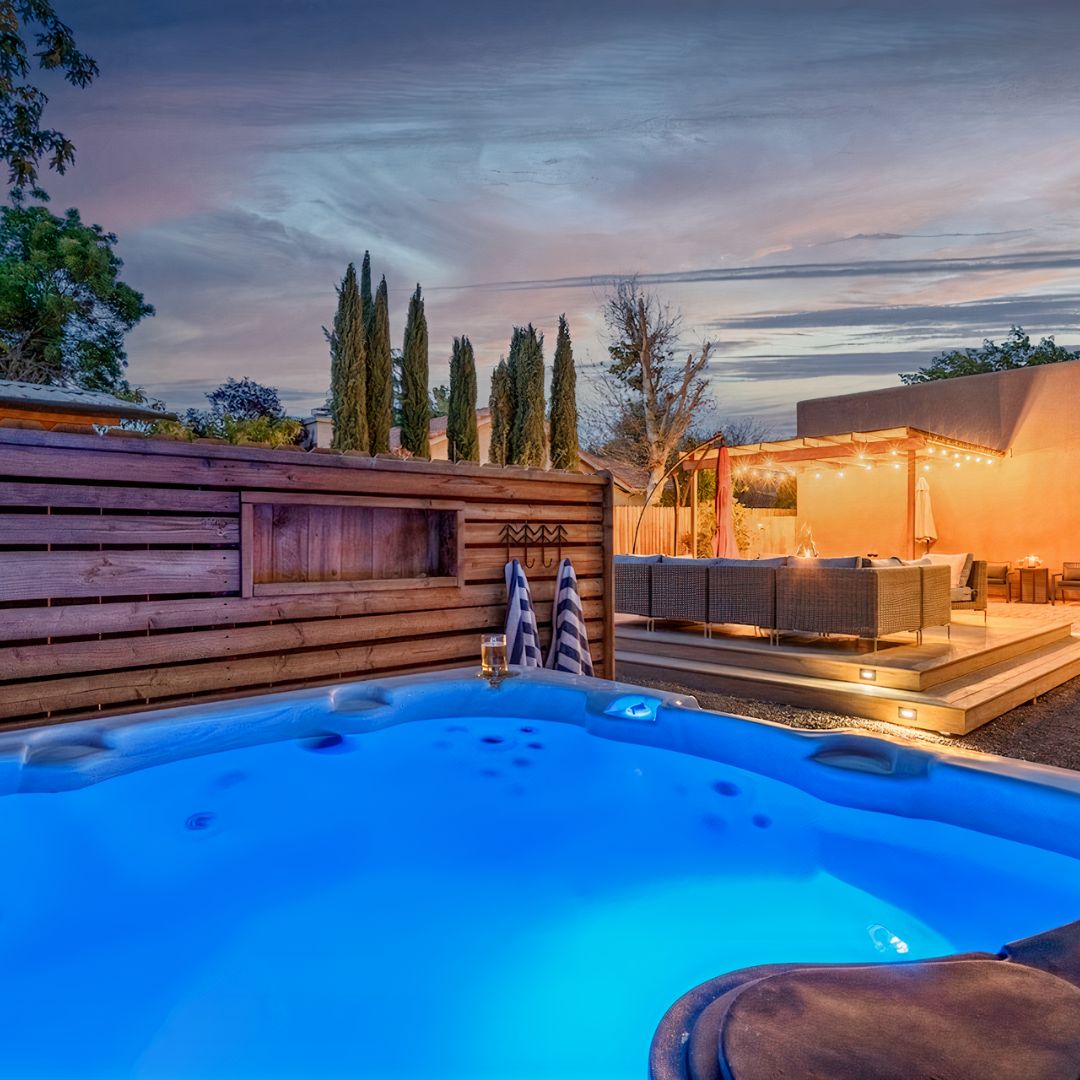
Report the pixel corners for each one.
[546,558,595,676]
[504,559,542,667]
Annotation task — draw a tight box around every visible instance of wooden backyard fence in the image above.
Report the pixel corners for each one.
[612,505,797,557]
[0,428,613,727]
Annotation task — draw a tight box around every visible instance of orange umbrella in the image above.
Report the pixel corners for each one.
[713,444,738,557]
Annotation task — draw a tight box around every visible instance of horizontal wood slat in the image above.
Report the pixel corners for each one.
[0,481,237,514]
[0,428,614,724]
[465,522,600,546]
[0,550,239,602]
[0,514,238,545]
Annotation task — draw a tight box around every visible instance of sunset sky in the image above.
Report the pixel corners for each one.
[44,0,1080,432]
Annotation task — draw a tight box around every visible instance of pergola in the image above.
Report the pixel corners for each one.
[680,427,1008,558]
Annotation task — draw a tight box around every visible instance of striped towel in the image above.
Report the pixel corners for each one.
[546,558,595,676]
[504,559,542,667]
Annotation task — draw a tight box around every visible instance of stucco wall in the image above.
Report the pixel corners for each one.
[795,362,1080,568]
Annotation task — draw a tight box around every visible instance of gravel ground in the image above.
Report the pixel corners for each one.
[633,674,1080,773]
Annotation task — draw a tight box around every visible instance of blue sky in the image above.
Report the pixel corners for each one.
[43,0,1080,431]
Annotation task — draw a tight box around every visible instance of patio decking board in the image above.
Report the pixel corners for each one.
[0,428,614,727]
[616,609,1080,735]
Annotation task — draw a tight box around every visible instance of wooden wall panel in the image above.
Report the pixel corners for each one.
[0,428,613,727]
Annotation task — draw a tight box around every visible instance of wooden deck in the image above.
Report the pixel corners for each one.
[616,604,1080,735]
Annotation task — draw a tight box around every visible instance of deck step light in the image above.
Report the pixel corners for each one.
[859,668,877,682]
[898,706,918,722]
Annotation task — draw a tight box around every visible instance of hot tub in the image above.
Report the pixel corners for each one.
[1,669,1078,1079]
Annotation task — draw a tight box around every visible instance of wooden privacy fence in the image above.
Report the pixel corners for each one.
[613,505,693,555]
[0,428,613,727]
[613,505,797,557]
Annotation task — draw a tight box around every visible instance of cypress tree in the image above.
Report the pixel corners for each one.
[400,283,429,458]
[329,262,368,452]
[360,250,374,340]
[367,276,393,454]
[549,314,579,470]
[505,326,523,451]
[510,323,546,468]
[448,335,479,463]
[488,357,512,466]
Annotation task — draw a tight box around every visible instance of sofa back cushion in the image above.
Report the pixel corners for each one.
[927,552,974,588]
[786,556,864,569]
[614,554,662,565]
[986,562,1009,581]
[706,557,786,568]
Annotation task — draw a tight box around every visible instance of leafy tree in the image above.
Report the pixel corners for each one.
[429,383,449,418]
[1,2,98,193]
[0,203,153,389]
[601,278,712,501]
[488,356,512,465]
[206,376,284,420]
[326,262,368,452]
[399,283,429,457]
[510,323,546,467]
[159,377,301,447]
[367,275,392,454]
[900,326,1080,383]
[548,314,579,470]
[447,335,479,463]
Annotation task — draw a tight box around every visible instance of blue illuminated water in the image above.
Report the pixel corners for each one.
[2,711,1079,1079]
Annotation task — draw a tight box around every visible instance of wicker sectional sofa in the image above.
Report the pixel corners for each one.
[614,555,954,647]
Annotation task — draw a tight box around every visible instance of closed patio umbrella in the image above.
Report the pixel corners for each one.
[914,475,938,552]
[713,444,738,558]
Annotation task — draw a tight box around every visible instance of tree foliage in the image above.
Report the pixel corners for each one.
[399,283,429,457]
[367,275,393,454]
[488,357,512,465]
[447,334,479,463]
[429,383,449,418]
[160,376,301,446]
[205,376,283,420]
[509,323,546,467]
[900,326,1080,383]
[0,203,153,390]
[548,313,579,471]
[0,1,98,192]
[326,262,368,452]
[600,279,712,501]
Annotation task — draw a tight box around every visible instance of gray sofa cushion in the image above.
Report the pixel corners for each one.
[706,557,785,568]
[613,554,662,564]
[951,586,974,602]
[786,556,864,569]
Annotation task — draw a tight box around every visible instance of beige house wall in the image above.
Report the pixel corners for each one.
[795,361,1080,567]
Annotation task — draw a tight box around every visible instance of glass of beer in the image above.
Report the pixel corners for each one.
[480,633,509,679]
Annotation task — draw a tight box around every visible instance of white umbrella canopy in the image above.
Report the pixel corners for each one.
[914,475,938,551]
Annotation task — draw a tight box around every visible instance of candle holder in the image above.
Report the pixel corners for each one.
[478,633,516,687]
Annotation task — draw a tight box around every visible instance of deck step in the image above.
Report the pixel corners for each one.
[616,634,1080,736]
[616,615,1073,693]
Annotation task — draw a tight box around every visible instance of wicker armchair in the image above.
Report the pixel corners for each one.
[776,565,928,648]
[613,556,655,619]
[707,563,777,633]
[985,561,1011,602]
[951,560,988,622]
[1053,562,1080,603]
[651,559,709,627]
